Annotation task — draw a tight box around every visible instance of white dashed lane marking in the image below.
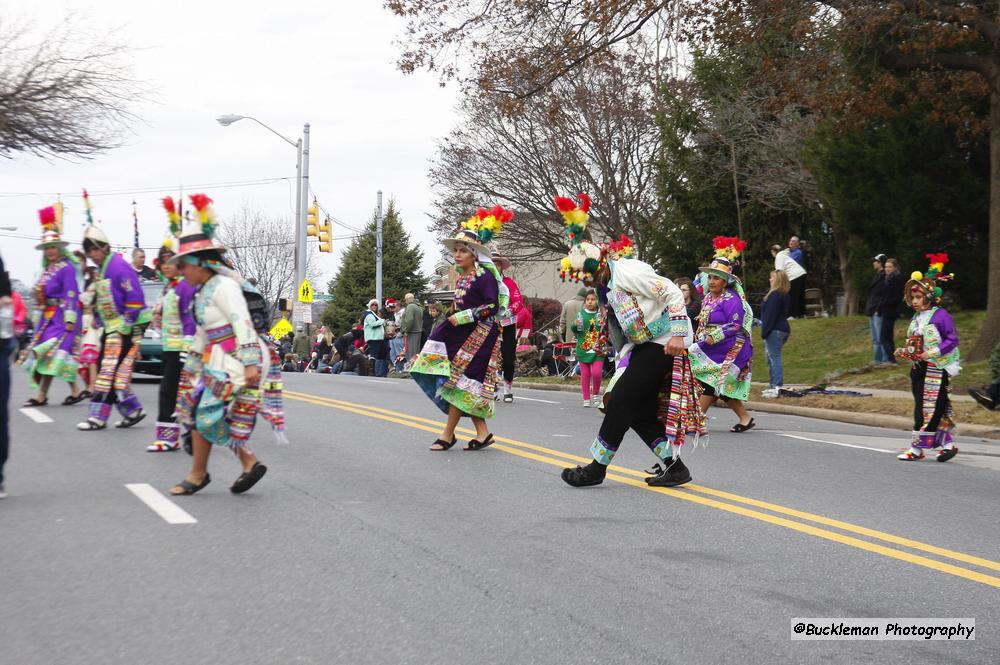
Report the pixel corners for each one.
[19,408,53,423]
[125,484,198,524]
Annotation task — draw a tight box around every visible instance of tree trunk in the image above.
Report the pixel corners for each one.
[829,216,857,315]
[968,84,1000,360]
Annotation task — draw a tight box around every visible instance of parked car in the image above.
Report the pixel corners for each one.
[136,280,165,377]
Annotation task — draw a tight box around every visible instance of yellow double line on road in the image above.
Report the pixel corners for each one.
[285,389,1000,589]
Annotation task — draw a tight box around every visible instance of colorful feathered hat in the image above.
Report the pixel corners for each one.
[442,204,514,255]
[556,194,603,282]
[167,193,227,263]
[905,253,954,307]
[699,236,747,284]
[80,188,110,247]
[155,196,183,268]
[35,202,68,249]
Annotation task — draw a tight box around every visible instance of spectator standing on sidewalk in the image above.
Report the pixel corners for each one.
[880,258,904,365]
[674,276,701,330]
[760,270,791,397]
[771,243,806,318]
[786,237,808,317]
[866,253,887,364]
[363,298,388,377]
[559,287,587,343]
[0,256,13,498]
[399,293,424,363]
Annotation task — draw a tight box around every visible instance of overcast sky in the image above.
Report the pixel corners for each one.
[0,0,458,288]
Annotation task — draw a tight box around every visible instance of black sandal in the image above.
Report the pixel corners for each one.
[22,397,47,407]
[464,433,495,451]
[62,393,86,406]
[170,473,211,496]
[730,418,756,433]
[114,410,146,429]
[429,436,457,451]
[230,462,267,494]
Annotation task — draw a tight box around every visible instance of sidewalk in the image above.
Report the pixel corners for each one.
[513,380,1000,440]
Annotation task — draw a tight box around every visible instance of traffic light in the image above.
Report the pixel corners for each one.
[318,215,333,253]
[306,200,319,237]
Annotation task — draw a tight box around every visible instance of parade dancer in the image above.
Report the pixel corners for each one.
[895,254,960,462]
[23,204,85,407]
[168,194,286,495]
[76,192,147,431]
[689,237,756,433]
[146,198,196,452]
[557,195,704,488]
[492,250,523,403]
[411,206,512,451]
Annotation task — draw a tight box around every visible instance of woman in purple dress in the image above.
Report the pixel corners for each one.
[411,212,511,451]
[22,205,84,406]
[689,255,755,433]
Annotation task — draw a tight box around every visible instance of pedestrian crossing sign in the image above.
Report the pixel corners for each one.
[269,318,294,339]
[298,279,314,304]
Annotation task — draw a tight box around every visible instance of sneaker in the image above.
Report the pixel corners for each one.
[0,484,7,499]
[645,457,692,487]
[582,400,591,408]
[761,388,778,399]
[968,388,996,411]
[936,446,958,462]
[591,395,601,408]
[897,450,925,461]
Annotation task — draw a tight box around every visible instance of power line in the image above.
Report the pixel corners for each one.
[0,177,294,199]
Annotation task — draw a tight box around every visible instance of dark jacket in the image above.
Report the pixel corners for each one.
[333,332,353,360]
[760,291,791,340]
[879,272,904,319]
[0,255,10,297]
[865,271,885,317]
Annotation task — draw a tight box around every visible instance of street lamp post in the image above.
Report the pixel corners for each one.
[216,114,309,291]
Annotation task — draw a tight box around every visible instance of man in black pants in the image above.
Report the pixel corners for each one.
[560,251,702,488]
[0,257,13,498]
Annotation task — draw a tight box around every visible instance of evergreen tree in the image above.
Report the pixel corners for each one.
[321,201,427,334]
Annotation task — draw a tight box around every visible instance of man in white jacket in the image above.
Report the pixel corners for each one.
[772,242,807,317]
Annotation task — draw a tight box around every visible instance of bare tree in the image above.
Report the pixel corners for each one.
[217,204,321,322]
[386,0,671,103]
[429,55,663,260]
[0,14,139,159]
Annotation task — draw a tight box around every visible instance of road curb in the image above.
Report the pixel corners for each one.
[513,381,1000,441]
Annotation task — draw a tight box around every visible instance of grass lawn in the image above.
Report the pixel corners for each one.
[752,311,991,393]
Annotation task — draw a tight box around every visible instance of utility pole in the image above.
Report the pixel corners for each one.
[376,190,383,307]
[293,137,303,295]
[297,123,311,291]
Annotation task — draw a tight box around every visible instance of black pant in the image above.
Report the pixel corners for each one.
[158,351,183,423]
[91,332,135,407]
[0,338,12,486]
[911,362,950,431]
[880,316,897,363]
[598,343,673,453]
[789,276,806,318]
[500,324,516,384]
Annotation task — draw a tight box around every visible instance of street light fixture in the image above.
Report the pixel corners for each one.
[216,113,310,291]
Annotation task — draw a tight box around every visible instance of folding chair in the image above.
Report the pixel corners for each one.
[553,341,578,378]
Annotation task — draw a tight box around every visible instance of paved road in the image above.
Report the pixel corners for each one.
[2,370,997,664]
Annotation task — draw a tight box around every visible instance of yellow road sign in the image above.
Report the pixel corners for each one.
[269,318,294,339]
[298,279,314,304]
